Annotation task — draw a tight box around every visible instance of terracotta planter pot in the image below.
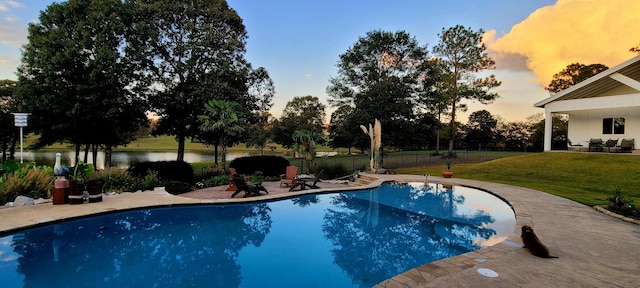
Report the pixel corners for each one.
[442,170,454,178]
[52,188,66,205]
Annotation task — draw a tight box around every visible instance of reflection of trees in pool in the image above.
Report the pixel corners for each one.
[322,186,496,287]
[291,194,320,207]
[10,204,272,287]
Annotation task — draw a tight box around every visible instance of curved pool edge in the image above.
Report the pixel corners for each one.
[0,175,525,287]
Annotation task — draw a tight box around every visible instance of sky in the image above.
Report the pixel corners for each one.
[1,0,639,123]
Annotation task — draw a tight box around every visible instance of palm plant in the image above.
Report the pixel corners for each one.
[198,99,245,171]
[293,129,321,174]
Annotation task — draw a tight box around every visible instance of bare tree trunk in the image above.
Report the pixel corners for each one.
[91,144,98,171]
[177,133,185,162]
[214,144,219,167]
[83,143,90,163]
[74,142,81,165]
[221,136,227,172]
[105,144,112,169]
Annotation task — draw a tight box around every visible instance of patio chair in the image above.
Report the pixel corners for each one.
[567,139,584,151]
[231,174,268,198]
[588,138,603,152]
[226,167,246,191]
[289,170,324,191]
[617,138,635,152]
[604,138,619,152]
[280,165,298,187]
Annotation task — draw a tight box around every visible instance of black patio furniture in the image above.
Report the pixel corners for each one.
[289,170,324,192]
[588,138,603,152]
[604,138,619,152]
[231,174,268,198]
[617,138,635,152]
[567,139,584,151]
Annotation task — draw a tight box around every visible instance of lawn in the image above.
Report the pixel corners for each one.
[396,152,640,207]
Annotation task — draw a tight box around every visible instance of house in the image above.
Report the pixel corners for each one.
[534,55,640,151]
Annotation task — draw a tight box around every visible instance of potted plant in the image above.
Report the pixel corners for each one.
[68,162,94,204]
[442,158,454,178]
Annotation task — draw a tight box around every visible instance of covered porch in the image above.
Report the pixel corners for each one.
[534,55,640,151]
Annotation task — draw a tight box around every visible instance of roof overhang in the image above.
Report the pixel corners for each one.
[534,55,640,108]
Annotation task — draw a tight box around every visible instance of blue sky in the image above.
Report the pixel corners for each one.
[1,0,638,122]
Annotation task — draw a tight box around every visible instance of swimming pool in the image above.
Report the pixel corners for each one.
[0,182,515,287]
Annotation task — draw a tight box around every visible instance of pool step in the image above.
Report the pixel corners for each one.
[351,174,377,186]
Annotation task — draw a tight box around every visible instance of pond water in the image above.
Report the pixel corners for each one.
[16,151,339,169]
[0,182,515,287]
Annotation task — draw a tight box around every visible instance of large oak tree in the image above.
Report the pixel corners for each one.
[128,0,258,161]
[545,63,608,93]
[327,30,440,150]
[17,0,148,167]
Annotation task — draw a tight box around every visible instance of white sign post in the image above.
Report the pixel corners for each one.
[12,113,31,164]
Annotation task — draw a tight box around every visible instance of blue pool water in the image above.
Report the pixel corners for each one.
[0,182,515,287]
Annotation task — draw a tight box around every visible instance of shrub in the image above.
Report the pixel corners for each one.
[127,161,194,184]
[0,167,54,204]
[197,175,229,188]
[162,181,193,195]
[229,156,289,177]
[194,166,224,182]
[607,186,640,219]
[312,162,349,180]
[94,169,137,192]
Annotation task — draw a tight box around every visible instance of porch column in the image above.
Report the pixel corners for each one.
[544,110,552,151]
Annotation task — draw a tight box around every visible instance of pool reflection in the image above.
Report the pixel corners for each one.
[5,204,272,287]
[321,183,504,287]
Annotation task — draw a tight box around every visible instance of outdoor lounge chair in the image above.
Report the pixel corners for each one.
[226,167,246,191]
[280,165,298,187]
[289,170,324,191]
[588,138,603,152]
[604,138,619,152]
[567,139,584,151]
[617,138,635,152]
[231,174,268,198]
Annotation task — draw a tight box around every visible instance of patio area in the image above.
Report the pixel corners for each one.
[1,174,639,287]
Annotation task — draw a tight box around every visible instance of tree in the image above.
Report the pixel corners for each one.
[129,0,249,161]
[327,30,440,150]
[271,96,326,148]
[328,105,360,153]
[433,25,501,154]
[292,129,322,174]
[545,63,609,93]
[0,80,19,162]
[465,110,497,150]
[198,99,245,171]
[17,0,148,167]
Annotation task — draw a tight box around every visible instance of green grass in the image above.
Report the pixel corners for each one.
[397,153,640,207]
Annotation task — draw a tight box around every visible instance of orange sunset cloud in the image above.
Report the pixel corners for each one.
[484,0,640,87]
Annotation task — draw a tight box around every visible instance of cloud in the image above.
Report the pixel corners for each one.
[7,1,24,8]
[484,0,640,86]
[304,73,312,79]
[0,19,26,45]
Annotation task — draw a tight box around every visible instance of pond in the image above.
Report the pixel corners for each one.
[16,151,340,169]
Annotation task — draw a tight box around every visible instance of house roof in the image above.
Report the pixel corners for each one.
[534,55,640,108]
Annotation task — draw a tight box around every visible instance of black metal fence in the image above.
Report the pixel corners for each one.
[292,150,531,173]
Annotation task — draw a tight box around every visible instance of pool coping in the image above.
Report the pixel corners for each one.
[1,174,639,287]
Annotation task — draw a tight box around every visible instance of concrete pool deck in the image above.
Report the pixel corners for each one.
[1,174,639,287]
